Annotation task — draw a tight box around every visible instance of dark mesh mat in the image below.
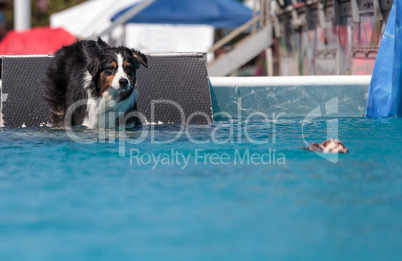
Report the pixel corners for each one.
[1,56,52,128]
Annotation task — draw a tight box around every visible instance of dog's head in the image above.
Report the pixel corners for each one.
[87,39,148,100]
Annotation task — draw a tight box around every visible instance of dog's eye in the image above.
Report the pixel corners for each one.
[125,64,133,70]
[106,65,116,71]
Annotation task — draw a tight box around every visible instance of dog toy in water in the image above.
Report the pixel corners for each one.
[303,138,348,153]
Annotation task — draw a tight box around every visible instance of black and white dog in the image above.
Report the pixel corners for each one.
[45,38,148,128]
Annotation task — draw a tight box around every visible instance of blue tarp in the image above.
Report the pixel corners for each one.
[111,0,252,28]
[366,0,402,117]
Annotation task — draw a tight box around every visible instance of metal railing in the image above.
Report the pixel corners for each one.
[90,0,156,40]
[207,0,271,56]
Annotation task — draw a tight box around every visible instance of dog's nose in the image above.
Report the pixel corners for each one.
[119,78,129,87]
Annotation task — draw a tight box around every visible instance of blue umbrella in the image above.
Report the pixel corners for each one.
[111,0,253,28]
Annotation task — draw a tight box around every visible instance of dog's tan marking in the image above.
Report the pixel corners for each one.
[99,61,119,96]
[119,60,133,100]
[123,60,132,81]
[100,72,115,96]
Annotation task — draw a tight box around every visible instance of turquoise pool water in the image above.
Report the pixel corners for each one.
[0,118,401,260]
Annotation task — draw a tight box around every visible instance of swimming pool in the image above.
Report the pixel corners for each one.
[0,118,401,260]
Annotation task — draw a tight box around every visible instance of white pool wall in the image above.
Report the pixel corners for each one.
[209,75,371,120]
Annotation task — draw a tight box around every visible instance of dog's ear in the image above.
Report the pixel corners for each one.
[87,58,101,79]
[96,38,109,48]
[132,49,148,69]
